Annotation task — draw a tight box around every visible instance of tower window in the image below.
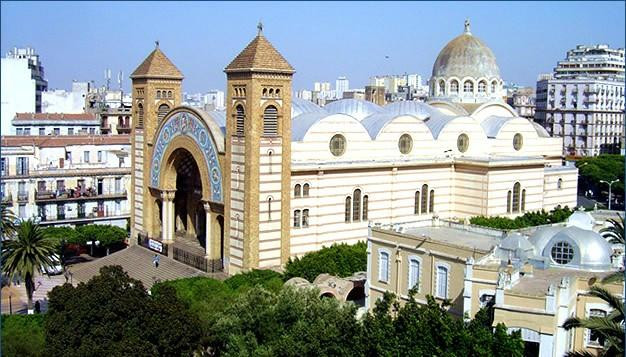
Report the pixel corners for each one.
[478,81,487,93]
[168,91,172,98]
[157,104,170,122]
[156,90,161,99]
[136,103,144,128]
[235,105,245,136]
[263,105,278,136]
[302,183,310,197]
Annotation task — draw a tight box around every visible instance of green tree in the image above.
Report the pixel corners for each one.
[283,242,367,282]
[76,225,127,255]
[577,155,625,204]
[44,265,202,357]
[563,286,624,357]
[1,314,45,357]
[1,202,17,239]
[2,220,58,313]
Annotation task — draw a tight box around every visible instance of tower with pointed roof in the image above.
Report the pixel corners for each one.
[129,43,184,240]
[224,26,295,272]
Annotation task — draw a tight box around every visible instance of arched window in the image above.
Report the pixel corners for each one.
[235,105,245,136]
[362,195,368,221]
[263,105,278,136]
[267,197,272,220]
[521,189,526,212]
[293,210,301,228]
[439,80,446,95]
[269,88,274,96]
[168,91,172,98]
[507,191,512,213]
[262,88,268,97]
[275,89,281,97]
[512,182,521,213]
[436,265,449,299]
[302,209,309,228]
[294,184,301,198]
[478,81,487,93]
[421,184,428,214]
[491,81,498,94]
[429,189,435,213]
[302,183,310,197]
[414,191,420,215]
[156,90,161,99]
[408,258,420,291]
[157,104,170,122]
[353,189,361,222]
[464,80,474,93]
[379,250,390,282]
[345,197,351,223]
[137,103,144,128]
[450,80,459,93]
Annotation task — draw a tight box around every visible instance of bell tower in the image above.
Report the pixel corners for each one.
[129,42,183,241]
[224,25,295,273]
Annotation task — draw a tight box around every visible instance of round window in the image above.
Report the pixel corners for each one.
[457,133,469,153]
[550,241,574,265]
[513,133,523,151]
[398,134,413,154]
[329,134,346,157]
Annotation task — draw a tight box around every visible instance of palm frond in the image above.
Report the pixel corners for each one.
[565,350,596,357]
[588,286,625,319]
[601,271,625,285]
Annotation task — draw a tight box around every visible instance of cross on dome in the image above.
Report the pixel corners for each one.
[464,19,471,34]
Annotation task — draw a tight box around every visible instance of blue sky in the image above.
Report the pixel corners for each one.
[2,1,624,93]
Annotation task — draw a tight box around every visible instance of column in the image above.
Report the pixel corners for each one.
[203,202,212,259]
[161,190,175,242]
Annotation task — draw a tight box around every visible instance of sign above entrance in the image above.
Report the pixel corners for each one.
[150,110,223,202]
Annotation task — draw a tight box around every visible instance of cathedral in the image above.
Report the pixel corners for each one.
[129,22,577,274]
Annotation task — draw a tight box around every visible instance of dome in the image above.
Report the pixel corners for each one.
[566,211,595,231]
[324,99,384,121]
[496,233,536,261]
[432,21,500,80]
[383,101,432,120]
[292,97,326,118]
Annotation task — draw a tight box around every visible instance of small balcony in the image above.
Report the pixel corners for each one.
[17,191,28,202]
[34,188,127,203]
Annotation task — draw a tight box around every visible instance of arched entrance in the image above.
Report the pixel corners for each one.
[171,148,203,244]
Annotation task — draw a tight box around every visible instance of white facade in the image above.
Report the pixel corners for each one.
[11,113,101,136]
[535,45,625,156]
[203,90,225,110]
[42,81,91,114]
[1,135,131,228]
[335,76,349,99]
[1,47,48,135]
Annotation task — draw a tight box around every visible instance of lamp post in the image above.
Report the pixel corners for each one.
[599,179,619,210]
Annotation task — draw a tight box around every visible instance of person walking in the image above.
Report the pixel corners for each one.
[152,254,160,268]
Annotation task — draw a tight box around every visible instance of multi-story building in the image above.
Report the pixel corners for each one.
[1,47,48,134]
[367,211,623,357]
[203,90,225,111]
[100,105,133,135]
[535,44,625,156]
[11,113,100,136]
[507,87,536,120]
[1,135,131,227]
[335,76,349,99]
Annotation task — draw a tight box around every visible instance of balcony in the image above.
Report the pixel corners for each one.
[35,188,127,203]
[1,193,13,205]
[116,124,132,134]
[17,192,28,202]
[38,211,130,226]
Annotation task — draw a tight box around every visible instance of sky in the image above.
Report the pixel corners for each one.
[2,1,625,93]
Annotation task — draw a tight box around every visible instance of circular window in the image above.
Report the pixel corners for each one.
[329,134,346,157]
[457,133,469,153]
[550,241,574,265]
[398,134,413,154]
[513,133,523,151]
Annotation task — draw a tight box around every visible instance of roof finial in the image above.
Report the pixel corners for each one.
[257,21,263,36]
[464,18,471,34]
[155,40,160,48]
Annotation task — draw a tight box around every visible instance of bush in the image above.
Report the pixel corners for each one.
[469,206,574,230]
[284,242,367,282]
[224,269,283,293]
[2,314,45,357]
[75,225,127,255]
[41,226,81,245]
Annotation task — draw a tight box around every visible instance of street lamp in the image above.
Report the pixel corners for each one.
[599,179,619,210]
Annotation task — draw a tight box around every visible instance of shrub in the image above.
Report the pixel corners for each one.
[224,269,283,293]
[1,314,45,357]
[469,206,573,230]
[284,242,367,282]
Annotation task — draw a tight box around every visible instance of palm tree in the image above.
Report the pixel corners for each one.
[600,216,625,284]
[2,219,58,313]
[1,203,17,239]
[562,285,624,357]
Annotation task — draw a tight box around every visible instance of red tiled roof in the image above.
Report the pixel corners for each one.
[1,135,130,148]
[13,113,98,121]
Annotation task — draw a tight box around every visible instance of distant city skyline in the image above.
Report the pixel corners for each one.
[1,1,624,93]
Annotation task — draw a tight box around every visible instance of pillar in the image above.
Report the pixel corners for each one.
[161,189,175,242]
[203,202,212,259]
